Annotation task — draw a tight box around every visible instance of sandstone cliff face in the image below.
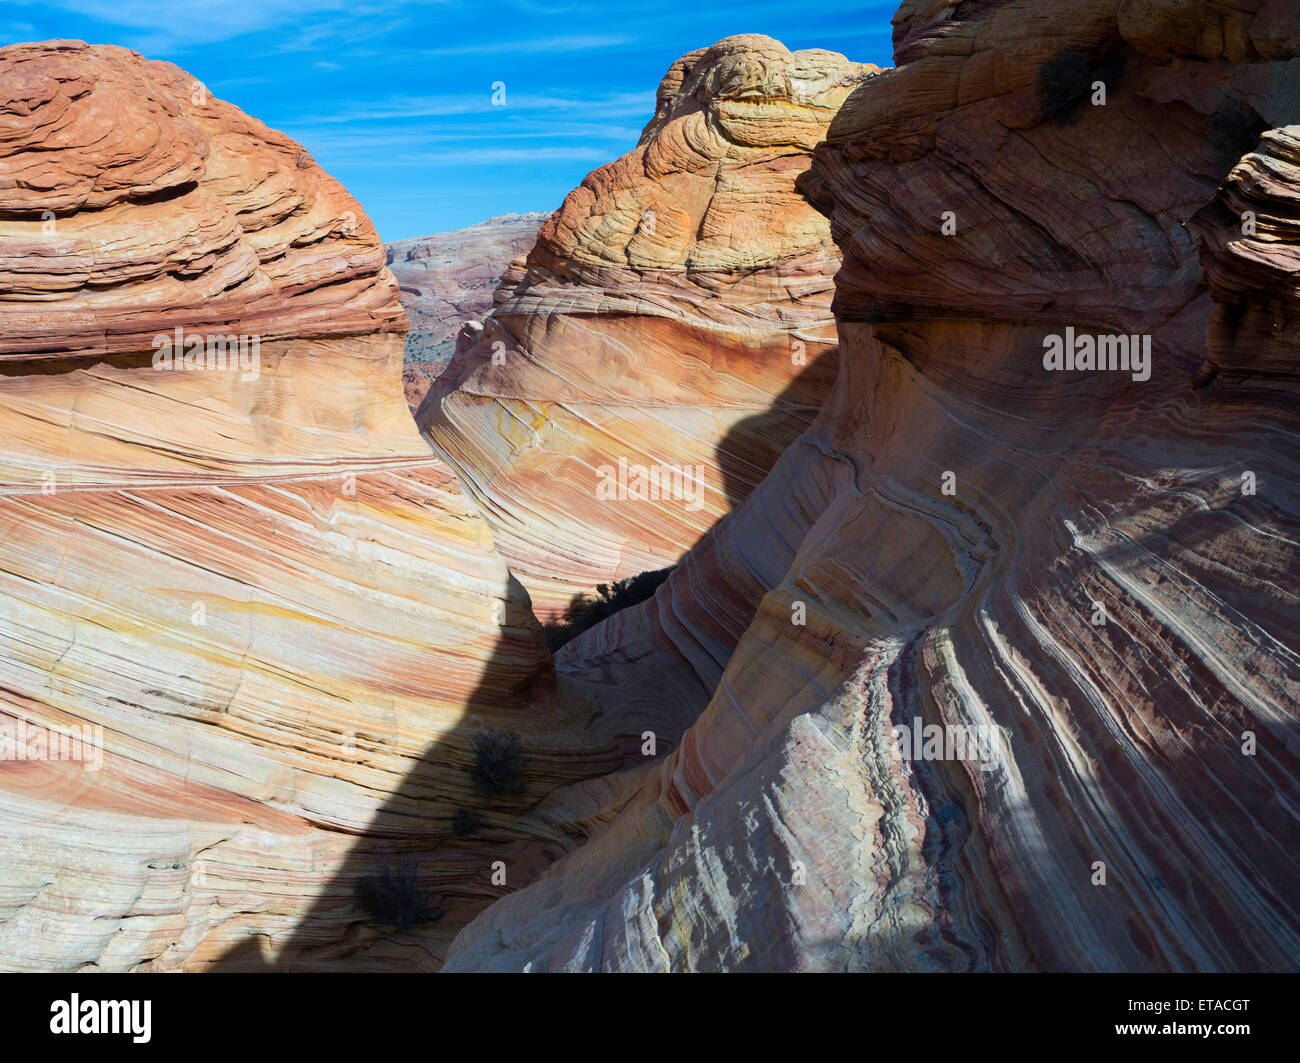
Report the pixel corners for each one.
[444,1,1300,971]
[6,7,1297,975]
[419,37,876,617]
[0,42,615,971]
[386,213,549,410]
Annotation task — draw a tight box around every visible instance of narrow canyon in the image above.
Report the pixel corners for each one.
[0,0,1296,973]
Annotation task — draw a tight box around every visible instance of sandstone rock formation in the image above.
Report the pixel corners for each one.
[444,0,1300,971]
[386,213,549,410]
[6,4,1298,976]
[419,37,876,617]
[0,41,616,971]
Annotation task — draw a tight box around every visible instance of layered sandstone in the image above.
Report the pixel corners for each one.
[386,213,549,410]
[419,37,875,616]
[0,41,617,971]
[445,0,1300,971]
[7,7,1297,975]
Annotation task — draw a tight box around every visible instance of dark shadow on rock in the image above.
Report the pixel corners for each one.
[208,571,618,971]
[211,347,840,972]
[715,346,838,508]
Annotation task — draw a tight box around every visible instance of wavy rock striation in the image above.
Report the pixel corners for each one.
[0,41,616,971]
[419,37,876,616]
[445,1,1300,971]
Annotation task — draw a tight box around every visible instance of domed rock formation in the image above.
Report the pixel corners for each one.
[419,36,876,616]
[5,2,1297,975]
[444,0,1300,971]
[0,41,617,971]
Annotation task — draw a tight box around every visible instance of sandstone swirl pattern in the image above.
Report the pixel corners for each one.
[0,42,616,971]
[445,1,1300,971]
[420,37,875,616]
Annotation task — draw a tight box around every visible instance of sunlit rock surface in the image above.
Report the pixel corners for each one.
[386,213,549,410]
[0,41,616,971]
[420,37,875,616]
[445,1,1300,971]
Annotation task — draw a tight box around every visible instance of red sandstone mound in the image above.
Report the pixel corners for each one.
[444,1,1300,972]
[419,36,876,617]
[0,41,615,971]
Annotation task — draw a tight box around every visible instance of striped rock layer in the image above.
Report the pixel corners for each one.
[0,42,617,971]
[420,36,876,616]
[444,0,1300,971]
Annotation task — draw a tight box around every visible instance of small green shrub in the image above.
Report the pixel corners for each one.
[453,807,481,835]
[1038,46,1091,125]
[1207,102,1267,160]
[1038,46,1125,127]
[469,729,528,796]
[354,856,443,931]
[543,567,674,652]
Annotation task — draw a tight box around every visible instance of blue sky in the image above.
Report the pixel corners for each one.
[5,1,896,241]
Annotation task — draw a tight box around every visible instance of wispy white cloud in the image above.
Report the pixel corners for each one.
[270,6,413,55]
[207,74,274,90]
[15,0,410,52]
[290,124,643,155]
[297,90,654,125]
[16,0,317,41]
[423,33,630,57]
[390,145,615,167]
[0,21,37,41]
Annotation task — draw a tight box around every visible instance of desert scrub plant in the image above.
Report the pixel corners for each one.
[353,855,443,931]
[543,567,674,652]
[1038,45,1091,125]
[1207,102,1267,160]
[453,807,481,835]
[1038,45,1125,126]
[469,728,528,796]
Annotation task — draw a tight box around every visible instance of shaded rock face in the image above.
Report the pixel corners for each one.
[386,213,549,411]
[444,2,1300,971]
[0,42,617,971]
[419,36,876,617]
